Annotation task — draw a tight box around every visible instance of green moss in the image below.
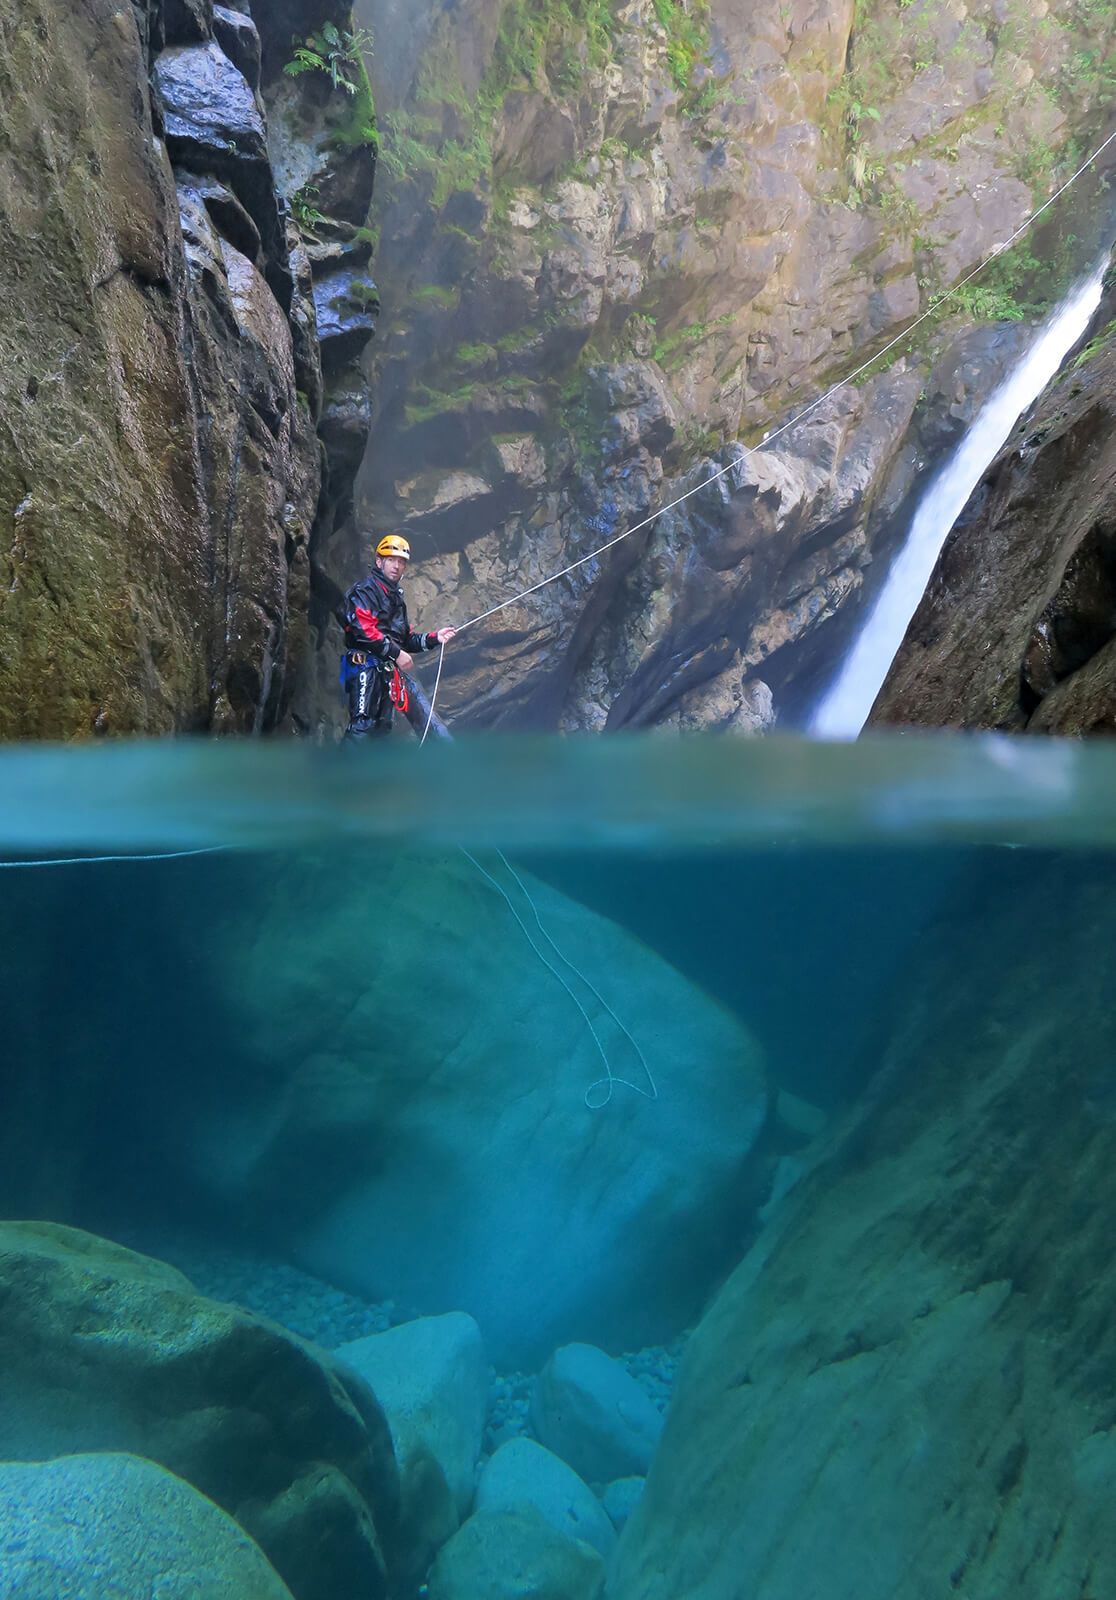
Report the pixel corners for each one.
[1072,318,1116,367]
[653,312,733,370]
[652,0,711,91]
[382,1,621,202]
[412,284,460,310]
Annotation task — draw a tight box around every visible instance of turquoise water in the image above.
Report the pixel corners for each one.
[2,733,1115,1599]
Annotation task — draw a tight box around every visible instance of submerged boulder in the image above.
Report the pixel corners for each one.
[426,1507,605,1600]
[336,1312,488,1589]
[530,1344,663,1484]
[0,1453,294,1600]
[476,1439,614,1560]
[337,1312,487,1520]
[0,1222,399,1600]
[176,849,768,1364]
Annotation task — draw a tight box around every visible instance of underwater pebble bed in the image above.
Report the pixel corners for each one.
[118,1226,684,1436]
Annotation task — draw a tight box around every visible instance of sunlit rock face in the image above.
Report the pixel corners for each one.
[873,258,1116,735]
[341,0,1112,734]
[0,0,375,738]
[609,859,1116,1600]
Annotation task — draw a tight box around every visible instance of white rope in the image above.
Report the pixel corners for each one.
[0,847,228,870]
[417,124,1116,729]
[462,846,658,1109]
[419,640,446,745]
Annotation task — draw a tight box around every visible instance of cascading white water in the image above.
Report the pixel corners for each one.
[811,264,1109,740]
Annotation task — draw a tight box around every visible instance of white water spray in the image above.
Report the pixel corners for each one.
[812,264,1109,740]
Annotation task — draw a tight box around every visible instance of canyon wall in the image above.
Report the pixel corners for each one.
[873,255,1116,733]
[0,0,376,737]
[342,0,1113,733]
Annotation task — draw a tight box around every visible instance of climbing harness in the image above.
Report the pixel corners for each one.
[418,122,1116,741]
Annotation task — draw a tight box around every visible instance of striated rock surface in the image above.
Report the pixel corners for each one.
[0,1222,400,1600]
[609,858,1116,1600]
[0,1454,297,1600]
[873,259,1116,734]
[0,0,376,738]
[333,0,1113,734]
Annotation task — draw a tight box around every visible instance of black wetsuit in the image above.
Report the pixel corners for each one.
[340,568,439,738]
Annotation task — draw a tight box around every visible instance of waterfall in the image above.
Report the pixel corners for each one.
[811,264,1109,740]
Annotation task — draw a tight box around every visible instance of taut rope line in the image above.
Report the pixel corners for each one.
[417,124,1116,738]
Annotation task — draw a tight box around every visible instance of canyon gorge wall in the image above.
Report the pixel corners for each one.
[873,255,1116,733]
[345,0,1115,734]
[0,0,1112,738]
[0,0,377,737]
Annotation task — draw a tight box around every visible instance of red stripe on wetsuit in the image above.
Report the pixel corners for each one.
[354,606,385,646]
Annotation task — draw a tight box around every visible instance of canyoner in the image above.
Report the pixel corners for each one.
[340,536,457,740]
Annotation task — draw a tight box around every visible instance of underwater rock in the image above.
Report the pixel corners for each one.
[426,1507,605,1600]
[774,1088,828,1141]
[337,1312,486,1520]
[180,850,767,1365]
[0,1453,295,1600]
[475,1439,614,1560]
[336,1309,488,1584]
[530,1344,663,1485]
[0,1222,399,1600]
[601,1476,644,1534]
[610,863,1116,1599]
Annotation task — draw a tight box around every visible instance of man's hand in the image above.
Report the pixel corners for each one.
[435,627,457,645]
[396,650,414,671]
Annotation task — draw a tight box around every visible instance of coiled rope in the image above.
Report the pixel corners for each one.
[418,121,1116,747]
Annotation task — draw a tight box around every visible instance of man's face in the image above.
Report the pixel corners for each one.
[377,555,408,583]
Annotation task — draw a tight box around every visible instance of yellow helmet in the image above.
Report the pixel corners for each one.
[376,534,411,562]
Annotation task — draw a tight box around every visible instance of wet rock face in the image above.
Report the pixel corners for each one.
[0,0,376,738]
[342,0,1110,733]
[873,266,1116,735]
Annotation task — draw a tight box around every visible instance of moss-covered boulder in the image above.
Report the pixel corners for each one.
[0,1222,400,1600]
